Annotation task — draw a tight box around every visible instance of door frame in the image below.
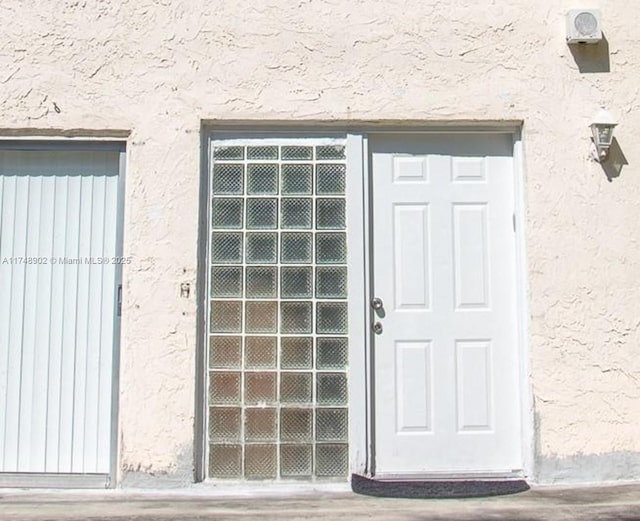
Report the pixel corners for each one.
[196,125,531,483]
[361,128,532,480]
[0,138,127,488]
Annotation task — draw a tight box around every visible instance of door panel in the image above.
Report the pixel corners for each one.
[371,133,522,476]
[0,149,120,476]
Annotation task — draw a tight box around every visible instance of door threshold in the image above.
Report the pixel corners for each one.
[373,470,525,481]
[351,474,530,499]
[0,472,110,489]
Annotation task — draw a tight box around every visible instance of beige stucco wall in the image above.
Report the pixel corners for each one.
[1,0,639,485]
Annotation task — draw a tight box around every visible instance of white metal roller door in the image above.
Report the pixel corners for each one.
[0,146,123,486]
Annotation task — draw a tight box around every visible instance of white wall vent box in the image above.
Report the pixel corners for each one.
[566,9,602,44]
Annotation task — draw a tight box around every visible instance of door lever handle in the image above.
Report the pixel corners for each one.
[371,297,384,310]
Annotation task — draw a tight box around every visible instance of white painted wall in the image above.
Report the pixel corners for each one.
[0,0,639,485]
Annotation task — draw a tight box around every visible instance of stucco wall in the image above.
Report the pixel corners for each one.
[1,0,639,485]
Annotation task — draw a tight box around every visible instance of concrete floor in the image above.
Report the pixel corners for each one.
[1,483,640,521]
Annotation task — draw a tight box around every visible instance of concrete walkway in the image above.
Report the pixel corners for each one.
[1,483,640,521]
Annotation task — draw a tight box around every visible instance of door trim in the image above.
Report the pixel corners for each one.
[0,138,126,489]
[363,129,531,480]
[512,130,533,479]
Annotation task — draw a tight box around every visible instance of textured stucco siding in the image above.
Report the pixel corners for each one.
[1,0,639,485]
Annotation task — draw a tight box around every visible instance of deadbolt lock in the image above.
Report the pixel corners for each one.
[372,321,383,334]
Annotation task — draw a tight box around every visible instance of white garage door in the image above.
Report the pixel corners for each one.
[0,144,124,487]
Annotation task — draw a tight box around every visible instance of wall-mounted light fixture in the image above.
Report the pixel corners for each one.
[590,109,617,162]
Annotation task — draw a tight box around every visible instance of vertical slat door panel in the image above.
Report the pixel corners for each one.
[83,173,107,472]
[0,174,16,470]
[17,171,44,471]
[30,173,56,471]
[70,174,93,473]
[96,174,119,471]
[0,149,121,476]
[58,173,83,472]
[4,174,30,472]
[45,175,70,472]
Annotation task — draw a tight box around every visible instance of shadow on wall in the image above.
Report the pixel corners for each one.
[601,139,629,182]
[569,34,610,73]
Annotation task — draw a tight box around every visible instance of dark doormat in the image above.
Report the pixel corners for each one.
[351,474,530,499]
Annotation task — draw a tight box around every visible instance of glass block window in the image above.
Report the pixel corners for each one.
[208,140,349,481]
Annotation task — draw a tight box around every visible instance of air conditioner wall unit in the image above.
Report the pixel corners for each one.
[566,9,602,44]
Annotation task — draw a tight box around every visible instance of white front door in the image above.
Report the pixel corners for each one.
[371,133,523,476]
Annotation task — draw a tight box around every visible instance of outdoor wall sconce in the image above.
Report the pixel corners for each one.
[590,108,617,162]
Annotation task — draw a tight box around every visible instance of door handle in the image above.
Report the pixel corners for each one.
[371,297,384,310]
[372,321,383,335]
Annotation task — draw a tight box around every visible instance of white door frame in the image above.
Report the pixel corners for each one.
[0,138,126,489]
[354,128,532,480]
[198,126,531,483]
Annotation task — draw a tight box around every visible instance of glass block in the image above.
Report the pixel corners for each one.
[316,302,348,334]
[315,233,346,264]
[281,164,313,195]
[316,337,348,370]
[209,444,242,478]
[213,146,244,161]
[209,407,241,442]
[246,233,277,264]
[245,372,276,404]
[245,444,277,479]
[316,164,346,195]
[210,300,242,333]
[212,198,244,229]
[212,163,244,195]
[315,444,348,477]
[247,164,278,195]
[316,409,348,442]
[280,445,312,477]
[209,336,242,369]
[281,233,312,264]
[280,408,312,442]
[280,372,312,404]
[281,267,312,299]
[281,337,313,369]
[211,266,243,298]
[281,198,312,229]
[316,145,345,160]
[317,373,348,405]
[281,301,312,334]
[316,199,346,230]
[282,145,313,160]
[315,267,347,299]
[245,301,277,333]
[209,372,241,404]
[246,198,278,229]
[246,267,277,298]
[247,146,278,160]
[245,408,277,442]
[245,336,277,369]
[211,232,243,264]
